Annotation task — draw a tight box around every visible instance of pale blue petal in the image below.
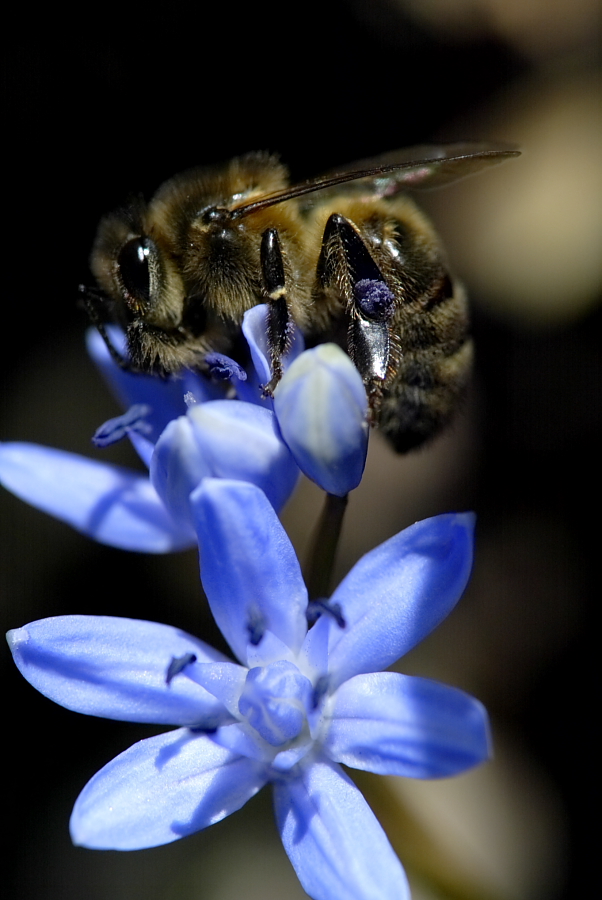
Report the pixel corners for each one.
[241,304,304,390]
[271,742,313,772]
[7,616,231,727]
[0,442,195,552]
[191,479,308,665]
[185,661,248,717]
[86,328,195,442]
[150,416,205,529]
[150,403,299,528]
[70,728,268,849]
[180,368,227,405]
[326,513,475,687]
[241,305,274,388]
[246,630,297,668]
[273,757,410,900]
[326,672,491,778]
[188,401,299,512]
[299,613,330,681]
[208,722,271,762]
[128,431,155,468]
[237,305,275,406]
[274,344,368,496]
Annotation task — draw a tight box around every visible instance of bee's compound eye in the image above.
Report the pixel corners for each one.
[117,237,156,307]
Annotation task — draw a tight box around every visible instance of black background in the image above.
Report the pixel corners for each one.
[1,2,598,898]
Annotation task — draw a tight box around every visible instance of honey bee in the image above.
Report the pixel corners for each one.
[83,143,519,452]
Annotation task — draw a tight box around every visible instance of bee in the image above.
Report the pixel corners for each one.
[84,143,519,452]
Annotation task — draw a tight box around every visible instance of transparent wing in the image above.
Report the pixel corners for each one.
[231,142,520,218]
[322,142,520,193]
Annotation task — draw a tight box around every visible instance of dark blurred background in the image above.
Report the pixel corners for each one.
[2,1,600,897]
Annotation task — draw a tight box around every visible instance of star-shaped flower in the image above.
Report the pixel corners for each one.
[7,479,489,900]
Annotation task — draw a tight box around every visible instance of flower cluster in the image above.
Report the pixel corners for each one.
[0,307,368,551]
[3,312,491,900]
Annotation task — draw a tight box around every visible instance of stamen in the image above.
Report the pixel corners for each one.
[165,652,197,685]
[306,598,346,629]
[246,604,267,646]
[92,404,153,447]
[205,353,247,383]
[312,674,330,710]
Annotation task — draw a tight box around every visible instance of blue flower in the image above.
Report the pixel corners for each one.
[0,308,371,550]
[0,314,296,552]
[0,398,298,553]
[274,343,369,496]
[7,479,489,900]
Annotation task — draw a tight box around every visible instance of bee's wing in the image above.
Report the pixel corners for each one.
[311,142,521,201]
[232,143,520,219]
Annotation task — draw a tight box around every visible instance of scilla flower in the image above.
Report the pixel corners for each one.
[274,343,369,496]
[8,479,489,900]
[0,308,370,551]
[0,396,298,552]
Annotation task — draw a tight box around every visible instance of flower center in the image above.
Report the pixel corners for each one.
[238,660,312,747]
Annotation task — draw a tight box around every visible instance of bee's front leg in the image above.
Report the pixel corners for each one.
[317,214,396,419]
[78,284,136,372]
[260,227,294,395]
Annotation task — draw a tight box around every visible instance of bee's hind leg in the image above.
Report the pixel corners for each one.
[260,227,294,395]
[317,213,396,420]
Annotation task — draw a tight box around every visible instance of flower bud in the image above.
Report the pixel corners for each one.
[274,344,369,496]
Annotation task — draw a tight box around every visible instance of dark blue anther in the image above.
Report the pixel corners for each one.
[246,604,267,646]
[92,403,153,447]
[165,652,197,685]
[306,599,346,629]
[312,675,330,710]
[205,353,247,383]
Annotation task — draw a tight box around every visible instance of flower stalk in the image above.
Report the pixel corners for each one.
[304,491,349,601]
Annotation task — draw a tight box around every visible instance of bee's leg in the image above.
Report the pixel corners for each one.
[260,227,293,394]
[78,284,134,372]
[318,214,396,419]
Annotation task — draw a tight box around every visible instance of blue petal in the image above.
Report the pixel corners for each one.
[7,616,232,727]
[241,305,275,388]
[70,728,268,849]
[188,402,298,513]
[204,352,247,383]
[191,479,308,665]
[185,661,248,717]
[208,722,271,762]
[246,629,297,668]
[326,672,491,778]
[273,756,410,900]
[128,431,155,468]
[86,328,201,443]
[274,344,368,496]
[241,305,304,391]
[0,442,195,552]
[299,612,330,682]
[149,416,206,529]
[325,513,476,687]
[150,402,299,528]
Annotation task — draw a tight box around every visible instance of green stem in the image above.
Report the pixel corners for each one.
[304,492,348,600]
